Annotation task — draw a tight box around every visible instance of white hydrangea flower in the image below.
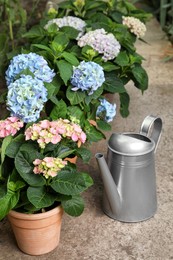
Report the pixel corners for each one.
[122,16,146,38]
[77,28,121,62]
[45,16,86,39]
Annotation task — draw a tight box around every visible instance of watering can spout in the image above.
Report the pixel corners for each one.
[95,153,121,215]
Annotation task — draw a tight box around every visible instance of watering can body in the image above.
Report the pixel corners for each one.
[96,115,162,222]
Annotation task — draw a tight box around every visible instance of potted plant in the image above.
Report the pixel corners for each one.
[0,52,93,255]
[0,0,151,255]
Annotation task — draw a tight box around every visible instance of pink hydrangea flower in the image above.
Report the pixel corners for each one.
[33,157,67,179]
[0,117,24,138]
[25,118,87,148]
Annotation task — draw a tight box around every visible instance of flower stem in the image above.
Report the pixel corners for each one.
[8,18,14,50]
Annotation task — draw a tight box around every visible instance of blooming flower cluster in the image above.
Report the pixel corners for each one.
[33,157,67,178]
[5,52,55,86]
[78,28,121,61]
[71,61,105,95]
[45,16,86,39]
[122,16,146,38]
[25,118,86,149]
[7,75,48,123]
[96,99,116,122]
[0,117,24,138]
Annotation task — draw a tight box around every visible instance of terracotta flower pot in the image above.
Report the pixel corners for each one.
[7,206,63,255]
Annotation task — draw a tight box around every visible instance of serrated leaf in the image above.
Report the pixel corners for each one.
[62,51,79,66]
[23,25,45,38]
[62,195,84,216]
[50,99,67,119]
[102,62,119,72]
[5,134,24,158]
[56,60,73,85]
[76,147,91,163]
[54,33,69,48]
[15,144,45,187]
[67,106,83,120]
[50,169,93,195]
[44,82,57,99]
[97,120,112,131]
[85,86,103,105]
[0,189,19,221]
[1,135,13,163]
[86,125,105,142]
[60,26,79,39]
[27,186,56,209]
[104,72,126,93]
[115,51,130,66]
[66,86,85,105]
[119,92,130,118]
[32,43,52,53]
[132,65,148,92]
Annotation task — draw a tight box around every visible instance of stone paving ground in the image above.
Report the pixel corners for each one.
[0,18,173,260]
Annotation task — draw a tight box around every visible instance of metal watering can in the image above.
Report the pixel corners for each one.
[95,115,162,222]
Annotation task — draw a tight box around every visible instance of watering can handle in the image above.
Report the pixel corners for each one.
[140,115,162,152]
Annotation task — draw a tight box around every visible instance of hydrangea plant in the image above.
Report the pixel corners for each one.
[0,116,93,220]
[0,0,151,220]
[0,50,93,220]
[18,0,150,144]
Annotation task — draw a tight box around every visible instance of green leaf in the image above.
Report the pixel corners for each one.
[8,169,26,191]
[5,134,24,158]
[85,125,105,142]
[53,33,69,48]
[76,147,91,163]
[56,60,73,85]
[1,135,13,163]
[60,26,79,39]
[67,106,83,120]
[61,51,79,66]
[44,82,57,99]
[0,189,19,221]
[132,65,148,92]
[115,51,130,66]
[62,195,84,216]
[46,23,59,34]
[85,86,103,105]
[27,186,56,209]
[44,143,75,159]
[101,62,119,72]
[23,25,45,38]
[8,180,25,192]
[49,144,75,158]
[104,72,126,93]
[50,99,67,120]
[66,86,85,105]
[15,144,45,187]
[97,120,112,131]
[119,92,130,118]
[50,169,93,195]
[32,43,53,53]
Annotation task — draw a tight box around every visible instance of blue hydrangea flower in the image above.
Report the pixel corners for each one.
[6,52,55,86]
[7,75,48,123]
[70,61,105,95]
[96,98,116,122]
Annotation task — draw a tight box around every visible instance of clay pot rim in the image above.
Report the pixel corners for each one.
[8,205,63,220]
